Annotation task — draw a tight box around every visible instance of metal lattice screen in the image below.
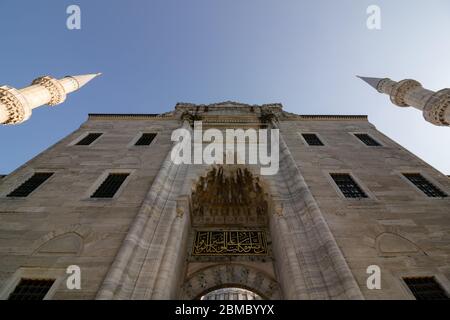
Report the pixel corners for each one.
[8,279,55,301]
[76,133,103,146]
[7,172,54,197]
[135,133,157,146]
[91,173,129,198]
[302,134,324,146]
[403,173,447,198]
[330,173,368,198]
[354,133,381,146]
[404,277,449,300]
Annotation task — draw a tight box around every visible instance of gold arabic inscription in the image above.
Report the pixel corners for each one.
[192,230,267,256]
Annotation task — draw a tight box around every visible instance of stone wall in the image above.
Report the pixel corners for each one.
[0,116,179,299]
[0,105,449,300]
[281,118,450,299]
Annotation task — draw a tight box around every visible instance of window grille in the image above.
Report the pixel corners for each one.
[135,133,157,146]
[330,173,368,198]
[7,173,53,197]
[76,133,102,146]
[404,277,449,300]
[302,134,324,146]
[403,173,447,198]
[8,279,55,301]
[354,133,381,146]
[91,173,129,198]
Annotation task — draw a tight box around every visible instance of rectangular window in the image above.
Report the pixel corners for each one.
[302,134,324,146]
[403,173,447,198]
[404,277,449,300]
[135,133,157,146]
[7,172,54,197]
[8,279,55,300]
[91,173,129,198]
[354,133,381,146]
[330,173,368,198]
[76,133,102,146]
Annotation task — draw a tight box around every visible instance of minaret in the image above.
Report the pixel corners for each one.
[358,76,450,126]
[0,73,101,125]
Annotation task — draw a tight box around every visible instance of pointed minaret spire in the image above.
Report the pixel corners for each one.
[0,73,101,125]
[358,75,450,126]
[357,76,385,92]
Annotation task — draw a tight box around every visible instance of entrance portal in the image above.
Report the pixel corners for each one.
[180,166,281,300]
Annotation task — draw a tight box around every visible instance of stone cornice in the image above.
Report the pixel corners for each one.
[175,101,283,110]
[88,113,172,120]
[88,113,368,121]
[289,114,368,121]
[88,102,368,122]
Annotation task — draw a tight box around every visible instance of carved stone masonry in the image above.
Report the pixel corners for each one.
[390,79,422,107]
[423,89,450,126]
[191,166,268,227]
[0,86,30,124]
[32,76,67,106]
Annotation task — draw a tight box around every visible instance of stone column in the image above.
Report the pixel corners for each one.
[150,197,190,299]
[268,117,364,299]
[96,119,192,300]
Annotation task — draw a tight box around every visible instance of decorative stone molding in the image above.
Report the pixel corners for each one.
[0,86,30,124]
[88,112,369,123]
[274,207,283,217]
[176,207,185,218]
[180,111,202,125]
[176,101,282,111]
[375,232,421,257]
[176,197,189,218]
[175,101,283,122]
[180,263,281,300]
[32,76,67,106]
[88,113,167,120]
[376,78,392,93]
[191,166,268,227]
[280,112,368,121]
[259,110,278,124]
[34,233,84,256]
[390,79,422,107]
[62,76,80,91]
[423,89,450,126]
[31,224,91,255]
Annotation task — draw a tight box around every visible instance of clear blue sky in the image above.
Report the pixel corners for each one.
[1,0,449,174]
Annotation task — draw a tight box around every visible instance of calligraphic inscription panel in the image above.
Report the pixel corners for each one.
[192,231,268,256]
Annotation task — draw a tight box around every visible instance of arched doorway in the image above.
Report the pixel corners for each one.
[201,287,262,300]
[180,166,281,300]
[180,264,281,300]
